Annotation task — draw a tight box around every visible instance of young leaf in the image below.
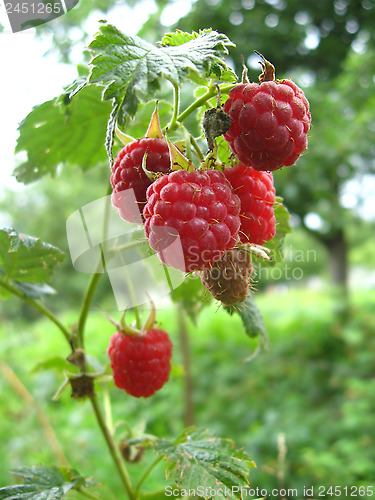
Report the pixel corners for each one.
[155,428,255,497]
[159,29,237,84]
[0,228,64,284]
[225,293,269,341]
[14,84,111,184]
[88,24,236,117]
[170,275,211,324]
[264,196,291,253]
[0,466,87,500]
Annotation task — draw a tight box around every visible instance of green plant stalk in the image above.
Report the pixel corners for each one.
[167,82,181,131]
[103,383,114,434]
[76,487,103,500]
[117,251,142,329]
[77,184,113,348]
[77,271,102,349]
[90,394,135,500]
[134,455,163,498]
[176,83,235,125]
[190,135,204,160]
[0,278,71,345]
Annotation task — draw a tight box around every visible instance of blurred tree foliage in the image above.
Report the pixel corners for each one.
[177,0,375,295]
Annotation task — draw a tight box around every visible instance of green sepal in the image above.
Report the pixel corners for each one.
[145,102,164,139]
[168,139,195,172]
[115,125,135,146]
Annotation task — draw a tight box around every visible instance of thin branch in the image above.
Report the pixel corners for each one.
[167,82,181,131]
[0,279,71,345]
[134,455,163,498]
[89,394,135,500]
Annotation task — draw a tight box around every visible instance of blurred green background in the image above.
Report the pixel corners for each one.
[1,0,375,497]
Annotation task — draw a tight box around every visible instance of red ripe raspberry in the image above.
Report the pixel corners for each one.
[111,138,171,222]
[107,328,172,398]
[224,164,276,245]
[223,79,311,171]
[143,169,241,272]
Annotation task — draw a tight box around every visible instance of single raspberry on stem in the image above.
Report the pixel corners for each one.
[107,303,173,398]
[223,52,311,172]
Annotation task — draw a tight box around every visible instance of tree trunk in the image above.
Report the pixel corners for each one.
[324,229,348,291]
[321,228,350,320]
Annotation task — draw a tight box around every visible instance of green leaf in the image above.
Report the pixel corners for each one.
[0,466,87,500]
[88,24,236,116]
[264,197,291,253]
[224,293,270,362]
[31,356,73,374]
[14,84,111,184]
[155,428,255,498]
[170,275,211,325]
[0,228,64,284]
[159,29,237,84]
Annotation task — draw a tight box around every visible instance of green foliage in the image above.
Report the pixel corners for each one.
[225,293,268,342]
[1,290,375,494]
[4,8,375,498]
[265,197,291,253]
[0,229,64,299]
[0,466,88,499]
[178,0,375,79]
[155,428,254,496]
[170,275,210,324]
[88,24,235,113]
[14,86,111,184]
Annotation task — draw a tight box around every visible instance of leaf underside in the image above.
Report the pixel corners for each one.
[0,466,88,500]
[0,228,64,299]
[14,85,111,184]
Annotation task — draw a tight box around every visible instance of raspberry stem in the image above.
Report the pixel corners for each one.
[134,455,163,497]
[77,184,112,348]
[176,83,236,125]
[0,277,71,344]
[167,81,181,131]
[89,394,136,499]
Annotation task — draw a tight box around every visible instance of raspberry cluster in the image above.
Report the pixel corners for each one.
[110,55,309,305]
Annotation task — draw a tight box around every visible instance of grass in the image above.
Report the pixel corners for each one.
[1,286,374,496]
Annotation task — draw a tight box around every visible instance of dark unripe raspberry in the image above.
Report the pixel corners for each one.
[200,248,253,306]
[111,138,171,222]
[223,79,311,171]
[107,328,172,398]
[224,164,276,245]
[143,169,241,272]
